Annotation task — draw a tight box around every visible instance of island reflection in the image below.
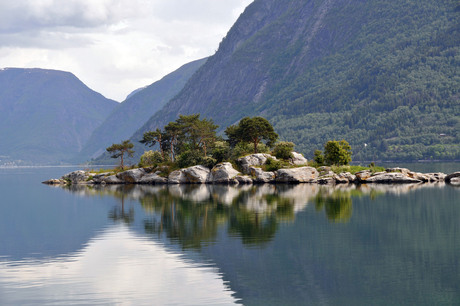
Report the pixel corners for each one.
[63,182,446,248]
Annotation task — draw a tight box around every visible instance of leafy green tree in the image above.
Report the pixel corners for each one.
[324,140,352,165]
[272,141,295,160]
[140,128,166,159]
[314,150,325,165]
[106,140,135,170]
[139,150,164,167]
[225,116,278,153]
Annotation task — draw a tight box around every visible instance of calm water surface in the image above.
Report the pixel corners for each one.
[0,165,459,305]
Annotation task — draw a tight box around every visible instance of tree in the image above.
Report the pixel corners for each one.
[140,128,166,159]
[106,140,135,169]
[225,117,278,153]
[324,140,352,165]
[272,141,295,160]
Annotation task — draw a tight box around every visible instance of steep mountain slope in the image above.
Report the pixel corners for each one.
[134,0,459,161]
[0,68,118,165]
[77,58,207,162]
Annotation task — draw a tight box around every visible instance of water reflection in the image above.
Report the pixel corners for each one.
[60,183,448,249]
[0,226,237,305]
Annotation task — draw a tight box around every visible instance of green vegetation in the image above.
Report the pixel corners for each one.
[272,141,295,160]
[133,0,459,162]
[106,140,135,170]
[225,116,278,153]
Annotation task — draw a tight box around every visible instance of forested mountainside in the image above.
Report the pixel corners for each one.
[76,58,207,162]
[133,0,459,161]
[0,68,117,165]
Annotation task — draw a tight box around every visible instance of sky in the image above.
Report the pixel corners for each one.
[0,0,253,101]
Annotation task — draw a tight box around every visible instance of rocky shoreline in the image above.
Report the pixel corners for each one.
[43,153,460,186]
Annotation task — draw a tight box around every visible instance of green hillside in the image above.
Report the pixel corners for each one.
[77,58,207,162]
[133,0,459,161]
[0,68,118,165]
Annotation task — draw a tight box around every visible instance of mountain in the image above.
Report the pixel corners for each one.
[132,0,459,161]
[78,58,207,163]
[0,68,118,165]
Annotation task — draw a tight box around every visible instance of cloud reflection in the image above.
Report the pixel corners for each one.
[0,225,238,305]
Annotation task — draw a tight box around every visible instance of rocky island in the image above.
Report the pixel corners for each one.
[43,153,460,186]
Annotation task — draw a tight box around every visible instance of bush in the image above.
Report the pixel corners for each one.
[324,140,352,166]
[202,156,218,169]
[264,157,284,171]
[211,141,230,163]
[177,150,204,168]
[313,150,325,165]
[139,150,163,167]
[272,141,295,160]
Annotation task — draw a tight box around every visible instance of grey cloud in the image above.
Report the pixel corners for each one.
[0,0,140,33]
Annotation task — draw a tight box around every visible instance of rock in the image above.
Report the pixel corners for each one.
[116,168,146,183]
[238,153,276,174]
[42,179,66,185]
[355,170,373,182]
[316,176,335,184]
[365,172,422,184]
[336,172,356,183]
[386,167,411,175]
[61,170,90,184]
[445,172,460,183]
[208,162,240,184]
[99,175,123,184]
[235,175,253,184]
[275,167,318,183]
[169,165,210,184]
[249,166,275,183]
[289,152,308,166]
[138,173,168,184]
[448,177,460,185]
[426,173,446,182]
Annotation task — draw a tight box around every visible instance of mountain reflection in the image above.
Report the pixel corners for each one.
[61,182,446,248]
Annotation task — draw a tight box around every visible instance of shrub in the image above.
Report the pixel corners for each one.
[211,141,230,163]
[202,156,218,169]
[324,140,352,166]
[264,157,284,171]
[313,150,325,165]
[177,150,204,168]
[272,141,295,160]
[140,150,163,167]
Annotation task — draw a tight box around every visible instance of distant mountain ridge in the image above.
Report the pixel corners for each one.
[0,68,118,165]
[77,57,207,162]
[132,0,459,161]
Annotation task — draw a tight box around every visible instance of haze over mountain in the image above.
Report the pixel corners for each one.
[133,0,459,161]
[76,58,207,162]
[0,68,117,165]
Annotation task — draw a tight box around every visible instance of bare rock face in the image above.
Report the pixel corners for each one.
[289,152,308,166]
[365,172,422,184]
[235,175,253,184]
[445,172,460,184]
[138,173,168,184]
[249,166,276,183]
[42,178,66,185]
[238,154,276,174]
[355,170,373,182]
[116,168,146,183]
[275,167,318,183]
[99,175,123,184]
[62,170,90,184]
[336,172,356,183]
[169,165,210,184]
[208,162,240,184]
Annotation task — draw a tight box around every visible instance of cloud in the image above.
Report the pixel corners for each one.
[0,0,254,101]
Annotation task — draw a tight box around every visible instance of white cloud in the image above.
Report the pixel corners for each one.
[0,0,254,101]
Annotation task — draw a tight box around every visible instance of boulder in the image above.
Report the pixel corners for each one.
[355,170,373,182]
[336,172,356,183]
[448,177,460,186]
[138,173,168,184]
[116,168,146,183]
[169,165,210,184]
[365,172,422,184]
[235,175,253,184]
[386,167,411,175]
[99,175,123,184]
[42,179,66,185]
[208,162,240,184]
[249,166,275,183]
[289,152,308,166]
[445,172,460,183]
[61,170,90,184]
[238,153,276,174]
[275,167,318,183]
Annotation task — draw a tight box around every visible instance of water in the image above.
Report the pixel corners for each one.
[0,165,459,305]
